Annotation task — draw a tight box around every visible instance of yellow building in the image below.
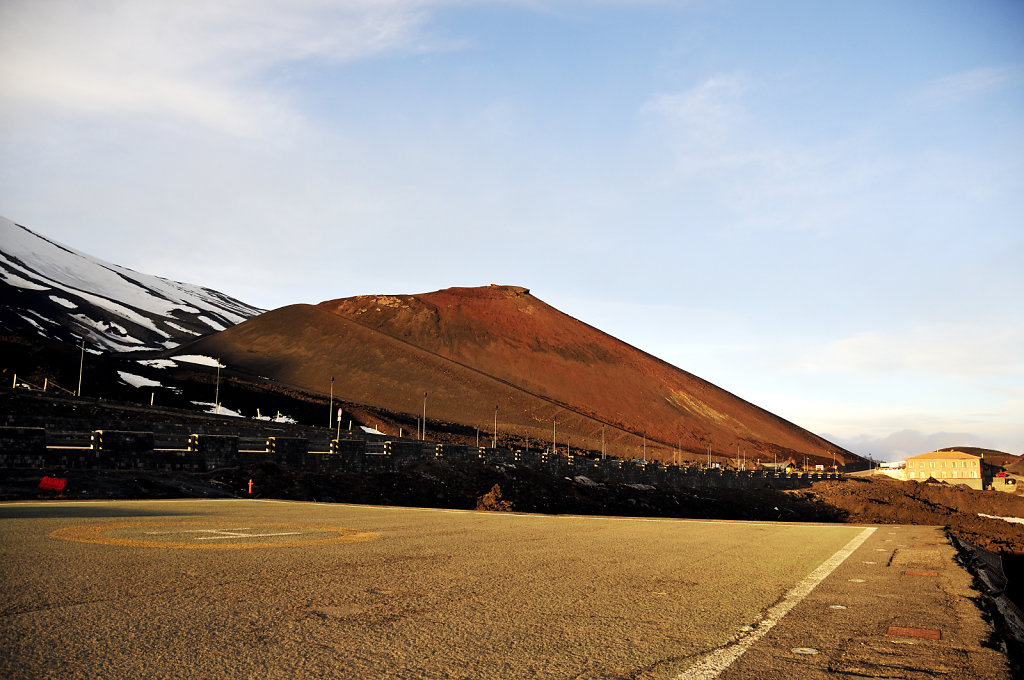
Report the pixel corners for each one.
[905,450,984,490]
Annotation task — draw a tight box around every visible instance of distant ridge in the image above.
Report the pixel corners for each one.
[0,217,263,351]
[176,284,859,465]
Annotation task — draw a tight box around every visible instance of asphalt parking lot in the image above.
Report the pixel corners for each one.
[0,500,1011,679]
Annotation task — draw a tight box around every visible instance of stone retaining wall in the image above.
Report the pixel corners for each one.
[0,427,838,491]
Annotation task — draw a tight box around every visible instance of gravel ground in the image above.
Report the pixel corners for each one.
[5,463,1024,556]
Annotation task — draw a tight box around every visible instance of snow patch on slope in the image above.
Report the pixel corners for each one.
[117,371,163,388]
[1,216,264,351]
[175,355,225,368]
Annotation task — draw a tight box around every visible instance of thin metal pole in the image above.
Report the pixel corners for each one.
[215,360,221,414]
[601,424,605,460]
[76,339,84,396]
[329,376,334,428]
[493,405,497,449]
[422,391,427,441]
[552,418,556,454]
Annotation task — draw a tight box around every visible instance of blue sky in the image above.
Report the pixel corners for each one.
[2,0,1022,459]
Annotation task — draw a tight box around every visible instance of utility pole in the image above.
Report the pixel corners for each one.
[214,359,221,414]
[328,376,334,429]
[76,338,84,396]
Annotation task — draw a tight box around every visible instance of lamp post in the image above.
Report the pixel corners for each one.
[214,359,221,414]
[601,424,605,460]
[552,418,557,455]
[493,405,498,449]
[328,376,334,429]
[76,338,84,397]
[422,391,427,441]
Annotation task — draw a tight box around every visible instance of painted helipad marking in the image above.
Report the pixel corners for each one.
[675,526,876,680]
[50,521,380,550]
[143,527,304,540]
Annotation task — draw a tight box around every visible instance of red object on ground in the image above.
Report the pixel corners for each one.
[38,476,67,492]
[248,479,253,495]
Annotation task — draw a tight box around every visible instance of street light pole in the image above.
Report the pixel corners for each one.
[601,424,605,460]
[552,418,556,455]
[76,338,84,397]
[493,405,497,449]
[328,376,334,429]
[214,359,221,414]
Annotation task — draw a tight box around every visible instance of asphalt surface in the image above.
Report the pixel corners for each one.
[0,500,1011,679]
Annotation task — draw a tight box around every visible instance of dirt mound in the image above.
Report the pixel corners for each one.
[805,477,1024,554]
[179,285,858,467]
[475,484,513,512]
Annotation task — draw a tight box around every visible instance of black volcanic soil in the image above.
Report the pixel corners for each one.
[6,463,1024,555]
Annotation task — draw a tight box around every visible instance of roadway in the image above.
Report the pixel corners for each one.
[0,500,1010,679]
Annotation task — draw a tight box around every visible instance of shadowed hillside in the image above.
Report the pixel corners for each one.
[175,285,859,465]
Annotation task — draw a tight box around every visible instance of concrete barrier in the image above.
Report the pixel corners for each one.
[92,430,155,453]
[266,437,308,468]
[0,426,46,454]
[188,434,238,471]
[1,421,835,493]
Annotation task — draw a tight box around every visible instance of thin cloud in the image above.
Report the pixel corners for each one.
[0,1,455,137]
[799,325,1024,378]
[832,429,996,461]
[912,66,1022,107]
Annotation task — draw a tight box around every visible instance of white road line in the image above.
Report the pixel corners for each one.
[674,526,877,680]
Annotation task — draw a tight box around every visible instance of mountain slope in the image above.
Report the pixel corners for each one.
[0,217,263,352]
[177,285,858,465]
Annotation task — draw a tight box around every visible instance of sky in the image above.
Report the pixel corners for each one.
[1,0,1022,460]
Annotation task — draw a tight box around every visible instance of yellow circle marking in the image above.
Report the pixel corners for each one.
[50,521,380,550]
